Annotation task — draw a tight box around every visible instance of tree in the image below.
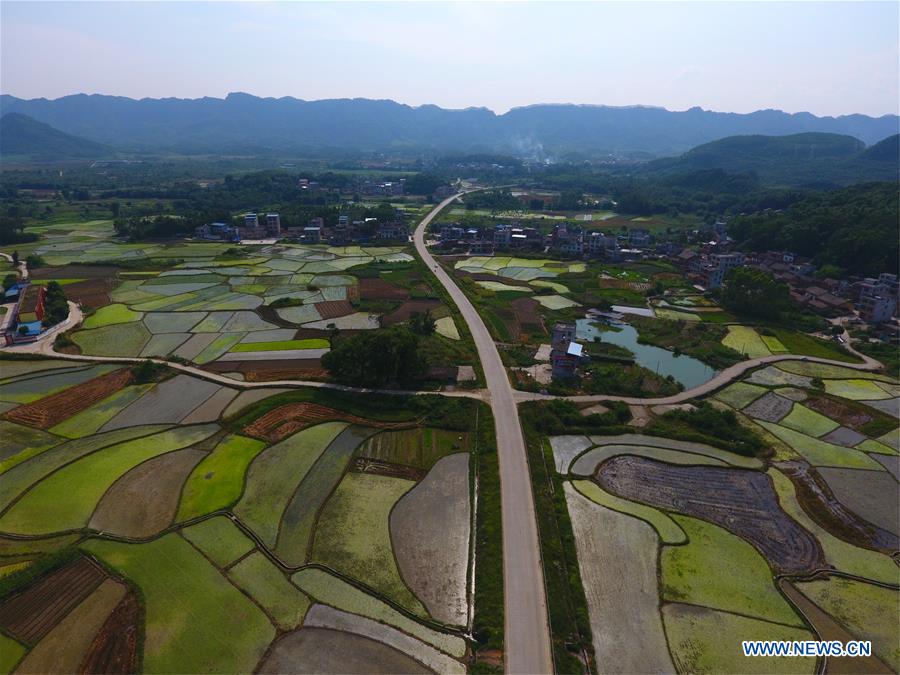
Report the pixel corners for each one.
[25,254,45,269]
[3,274,17,291]
[322,326,425,387]
[409,310,436,336]
[42,281,69,327]
[720,268,789,319]
[11,251,18,265]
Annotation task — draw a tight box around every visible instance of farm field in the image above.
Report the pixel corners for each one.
[26,238,474,385]
[540,356,898,673]
[0,358,483,673]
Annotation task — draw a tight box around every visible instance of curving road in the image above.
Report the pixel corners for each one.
[414,194,553,674]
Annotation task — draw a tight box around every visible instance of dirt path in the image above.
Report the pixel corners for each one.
[515,351,885,406]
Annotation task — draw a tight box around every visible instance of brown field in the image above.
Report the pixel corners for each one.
[203,359,327,382]
[353,457,426,481]
[4,368,133,429]
[243,403,410,442]
[382,299,442,326]
[30,265,119,279]
[258,627,430,674]
[0,556,107,644]
[89,448,206,538]
[777,461,897,552]
[13,578,127,675]
[63,278,117,309]
[805,396,874,430]
[314,300,354,319]
[78,591,141,675]
[597,456,825,573]
[510,297,544,335]
[359,277,409,300]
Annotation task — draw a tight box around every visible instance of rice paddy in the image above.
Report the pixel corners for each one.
[0,361,478,674]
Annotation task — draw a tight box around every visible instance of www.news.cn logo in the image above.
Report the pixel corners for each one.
[742,641,872,658]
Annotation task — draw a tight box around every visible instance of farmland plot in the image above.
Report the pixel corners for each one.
[390,453,470,626]
[768,469,898,584]
[796,578,899,672]
[275,425,376,565]
[598,457,823,574]
[304,604,465,674]
[817,467,899,536]
[549,435,592,473]
[572,480,685,544]
[89,447,206,538]
[227,551,310,630]
[49,384,156,438]
[661,515,806,626]
[663,603,815,674]
[0,424,218,534]
[181,516,255,567]
[13,579,126,674]
[83,534,275,674]
[291,568,467,658]
[177,433,267,520]
[311,472,423,615]
[100,375,221,430]
[564,483,674,674]
[258,627,431,675]
[758,421,885,469]
[235,422,347,546]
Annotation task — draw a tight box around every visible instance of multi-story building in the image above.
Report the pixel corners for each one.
[265,213,281,237]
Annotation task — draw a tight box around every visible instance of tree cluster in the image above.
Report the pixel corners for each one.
[720,268,790,320]
[321,326,425,387]
[42,281,69,327]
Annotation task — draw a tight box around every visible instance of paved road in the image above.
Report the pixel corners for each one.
[414,194,553,674]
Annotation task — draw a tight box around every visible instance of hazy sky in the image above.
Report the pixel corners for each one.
[2,1,898,117]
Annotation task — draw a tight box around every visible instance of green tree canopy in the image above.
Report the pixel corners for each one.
[321,326,425,387]
[720,267,789,320]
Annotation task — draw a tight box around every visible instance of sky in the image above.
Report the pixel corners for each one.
[2,1,898,117]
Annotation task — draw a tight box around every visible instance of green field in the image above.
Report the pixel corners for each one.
[230,338,329,352]
[778,403,840,437]
[235,422,346,546]
[82,303,143,329]
[661,515,804,627]
[663,603,815,675]
[713,382,767,409]
[176,433,267,521]
[83,534,275,673]
[0,424,218,534]
[72,321,151,357]
[797,578,899,671]
[758,421,885,469]
[721,326,770,358]
[311,472,423,615]
[181,516,255,567]
[227,551,311,631]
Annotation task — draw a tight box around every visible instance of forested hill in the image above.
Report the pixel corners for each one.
[728,182,899,276]
[0,113,114,160]
[641,132,899,187]
[0,93,897,157]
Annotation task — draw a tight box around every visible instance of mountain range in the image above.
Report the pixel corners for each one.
[641,132,899,186]
[1,93,897,157]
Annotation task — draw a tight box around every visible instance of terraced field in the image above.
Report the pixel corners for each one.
[0,358,479,673]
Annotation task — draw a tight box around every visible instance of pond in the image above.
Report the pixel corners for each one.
[576,319,717,390]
